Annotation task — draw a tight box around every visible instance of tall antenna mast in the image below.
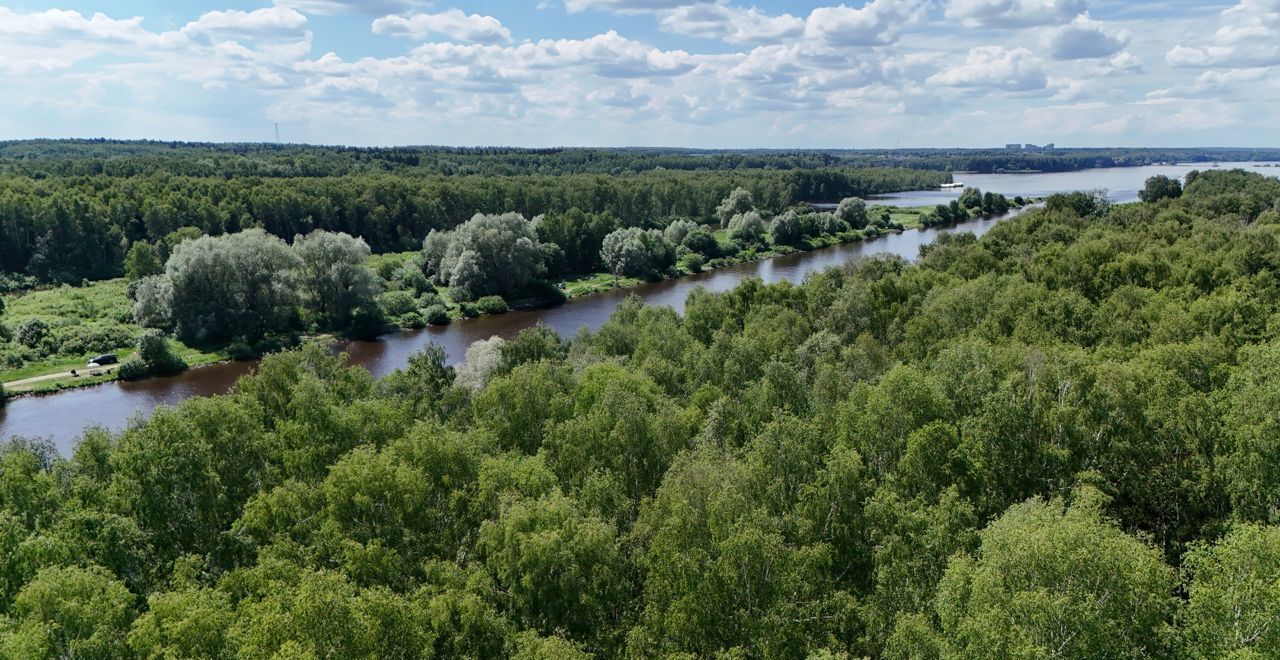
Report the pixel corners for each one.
[274,123,280,143]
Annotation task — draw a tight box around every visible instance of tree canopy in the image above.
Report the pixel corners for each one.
[0,167,1278,657]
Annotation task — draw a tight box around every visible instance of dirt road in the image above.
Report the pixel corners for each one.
[4,364,119,390]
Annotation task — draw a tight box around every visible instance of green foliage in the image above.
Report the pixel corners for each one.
[476,295,509,315]
[1179,524,1280,658]
[423,304,450,325]
[715,186,755,225]
[536,208,620,274]
[663,218,700,246]
[126,329,188,377]
[292,230,379,330]
[681,228,720,257]
[600,227,676,279]
[14,318,49,349]
[1140,174,1184,203]
[5,565,134,659]
[836,196,869,229]
[479,493,628,646]
[933,489,1176,658]
[123,242,164,282]
[164,229,303,344]
[3,168,1280,657]
[424,213,546,301]
[768,210,805,246]
[727,210,767,245]
[114,357,149,380]
[499,324,569,372]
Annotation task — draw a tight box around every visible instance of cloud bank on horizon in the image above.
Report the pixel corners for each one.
[0,0,1273,148]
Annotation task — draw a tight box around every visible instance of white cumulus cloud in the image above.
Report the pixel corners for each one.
[1166,0,1280,68]
[805,0,931,47]
[1045,14,1130,60]
[927,45,1048,91]
[373,10,513,44]
[946,0,1087,28]
[658,4,804,45]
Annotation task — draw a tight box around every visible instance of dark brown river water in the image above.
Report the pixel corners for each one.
[8,161,1278,452]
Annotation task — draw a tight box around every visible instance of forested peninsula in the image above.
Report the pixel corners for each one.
[0,168,1276,656]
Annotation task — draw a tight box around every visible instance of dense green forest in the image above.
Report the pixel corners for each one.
[2,185,934,386]
[3,140,1273,285]
[0,169,1277,657]
[2,140,1276,178]
[0,165,945,285]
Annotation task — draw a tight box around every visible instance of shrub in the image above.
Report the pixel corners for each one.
[1139,175,1183,203]
[137,330,188,376]
[816,213,851,236]
[422,213,546,300]
[523,279,567,307]
[394,263,432,295]
[424,304,451,325]
[54,323,136,357]
[682,230,720,257]
[15,318,50,349]
[680,252,706,272]
[348,304,389,339]
[398,311,426,329]
[460,302,481,318]
[0,347,24,370]
[476,296,509,315]
[0,273,37,293]
[115,357,150,381]
[251,336,294,357]
[418,292,444,309]
[377,290,418,318]
[226,341,255,361]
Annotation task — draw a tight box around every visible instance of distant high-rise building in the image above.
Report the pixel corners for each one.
[1006,143,1022,150]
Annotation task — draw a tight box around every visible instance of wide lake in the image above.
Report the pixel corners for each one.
[3,162,1277,451]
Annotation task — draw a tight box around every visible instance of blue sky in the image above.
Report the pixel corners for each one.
[0,0,1274,148]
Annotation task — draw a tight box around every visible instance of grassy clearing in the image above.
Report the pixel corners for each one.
[1,280,229,393]
[561,272,644,297]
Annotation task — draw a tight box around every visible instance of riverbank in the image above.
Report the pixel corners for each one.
[2,207,1024,448]
[0,229,857,398]
[0,202,1025,400]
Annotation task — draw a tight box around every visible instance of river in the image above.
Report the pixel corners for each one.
[3,162,1276,451]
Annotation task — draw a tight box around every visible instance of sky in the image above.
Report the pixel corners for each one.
[0,0,1275,148]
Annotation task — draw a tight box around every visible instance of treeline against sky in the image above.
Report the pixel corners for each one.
[0,167,947,284]
[2,140,1277,178]
[0,169,1278,657]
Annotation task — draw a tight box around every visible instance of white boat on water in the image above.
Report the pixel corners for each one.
[940,182,965,189]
